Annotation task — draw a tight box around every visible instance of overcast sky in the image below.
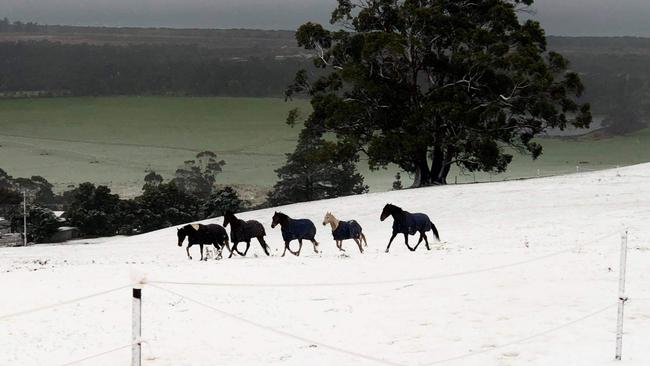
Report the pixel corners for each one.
[1,0,649,37]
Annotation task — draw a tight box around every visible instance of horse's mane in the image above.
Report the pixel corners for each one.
[179,224,200,233]
[385,203,403,213]
[274,212,289,219]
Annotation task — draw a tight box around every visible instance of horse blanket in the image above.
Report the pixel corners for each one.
[332,220,362,241]
[191,224,229,245]
[231,220,266,243]
[392,213,432,236]
[281,219,316,242]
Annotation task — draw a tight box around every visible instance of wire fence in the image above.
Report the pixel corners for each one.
[0,229,640,365]
[57,341,143,366]
[0,284,133,321]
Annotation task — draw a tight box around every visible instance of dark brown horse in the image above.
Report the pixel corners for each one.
[380,204,440,253]
[177,224,231,260]
[271,212,319,257]
[223,211,270,257]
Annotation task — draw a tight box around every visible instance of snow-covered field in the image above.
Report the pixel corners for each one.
[2,164,650,366]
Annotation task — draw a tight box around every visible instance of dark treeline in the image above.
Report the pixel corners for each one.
[0,17,41,32]
[0,20,649,132]
[0,41,308,97]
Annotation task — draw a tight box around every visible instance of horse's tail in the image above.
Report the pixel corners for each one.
[430,220,440,241]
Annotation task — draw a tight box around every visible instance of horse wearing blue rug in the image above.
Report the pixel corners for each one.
[380,203,440,253]
[177,223,230,260]
[323,212,368,253]
[271,212,319,257]
[223,211,270,257]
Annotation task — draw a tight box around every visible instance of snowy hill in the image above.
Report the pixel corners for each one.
[2,164,650,366]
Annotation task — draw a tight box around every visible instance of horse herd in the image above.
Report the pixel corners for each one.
[176,203,441,261]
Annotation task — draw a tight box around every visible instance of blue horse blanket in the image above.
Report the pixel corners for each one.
[332,220,362,241]
[393,213,432,235]
[281,219,317,242]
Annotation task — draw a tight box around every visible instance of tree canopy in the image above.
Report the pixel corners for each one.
[287,0,592,186]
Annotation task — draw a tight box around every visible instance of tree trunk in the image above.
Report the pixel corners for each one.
[411,153,432,188]
[430,145,450,185]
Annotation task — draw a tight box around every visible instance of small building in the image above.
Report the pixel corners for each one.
[48,226,81,243]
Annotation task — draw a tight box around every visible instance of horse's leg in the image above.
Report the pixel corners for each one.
[361,233,368,247]
[258,237,271,256]
[295,239,303,256]
[242,241,251,256]
[355,238,364,253]
[423,232,431,250]
[404,233,415,252]
[385,232,398,253]
[213,244,222,260]
[234,241,247,256]
[311,239,319,254]
[414,234,424,251]
[229,242,238,258]
[337,240,346,252]
[222,240,234,258]
[282,241,290,257]
[199,244,205,261]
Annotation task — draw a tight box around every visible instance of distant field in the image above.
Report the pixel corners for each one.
[1,96,649,197]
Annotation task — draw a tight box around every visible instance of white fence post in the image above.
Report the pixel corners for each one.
[132,287,142,366]
[23,190,27,246]
[615,231,628,360]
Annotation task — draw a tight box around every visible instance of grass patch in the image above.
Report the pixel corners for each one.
[1,96,648,196]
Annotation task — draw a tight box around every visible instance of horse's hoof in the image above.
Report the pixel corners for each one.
[384,250,389,254]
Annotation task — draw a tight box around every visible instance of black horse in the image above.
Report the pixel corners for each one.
[271,212,319,257]
[380,204,440,253]
[177,224,231,261]
[223,211,270,257]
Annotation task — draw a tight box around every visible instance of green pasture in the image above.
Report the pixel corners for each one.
[0,96,648,197]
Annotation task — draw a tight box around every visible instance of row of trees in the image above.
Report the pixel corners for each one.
[0,18,41,33]
[0,41,308,97]
[0,152,249,242]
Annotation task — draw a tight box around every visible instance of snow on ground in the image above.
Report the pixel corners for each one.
[2,164,650,366]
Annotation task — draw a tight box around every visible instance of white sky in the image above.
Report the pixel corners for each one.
[0,0,649,36]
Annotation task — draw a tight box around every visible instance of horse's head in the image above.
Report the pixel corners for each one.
[176,227,187,247]
[380,204,395,221]
[223,211,235,228]
[322,212,333,226]
[271,212,285,229]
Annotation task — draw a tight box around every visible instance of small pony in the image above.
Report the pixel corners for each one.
[380,204,440,253]
[271,212,319,257]
[177,223,231,261]
[322,212,367,253]
[223,211,270,257]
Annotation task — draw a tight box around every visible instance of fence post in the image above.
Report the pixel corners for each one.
[23,190,27,246]
[132,287,142,366]
[615,231,628,360]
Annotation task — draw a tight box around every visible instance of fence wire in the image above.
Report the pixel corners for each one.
[57,340,145,366]
[0,284,133,321]
[149,283,409,366]
[150,283,619,366]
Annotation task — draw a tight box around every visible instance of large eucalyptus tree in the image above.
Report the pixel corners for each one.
[286,0,591,186]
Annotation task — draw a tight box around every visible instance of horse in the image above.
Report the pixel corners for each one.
[271,212,319,257]
[223,211,270,257]
[379,203,440,253]
[322,212,368,253]
[177,223,231,261]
